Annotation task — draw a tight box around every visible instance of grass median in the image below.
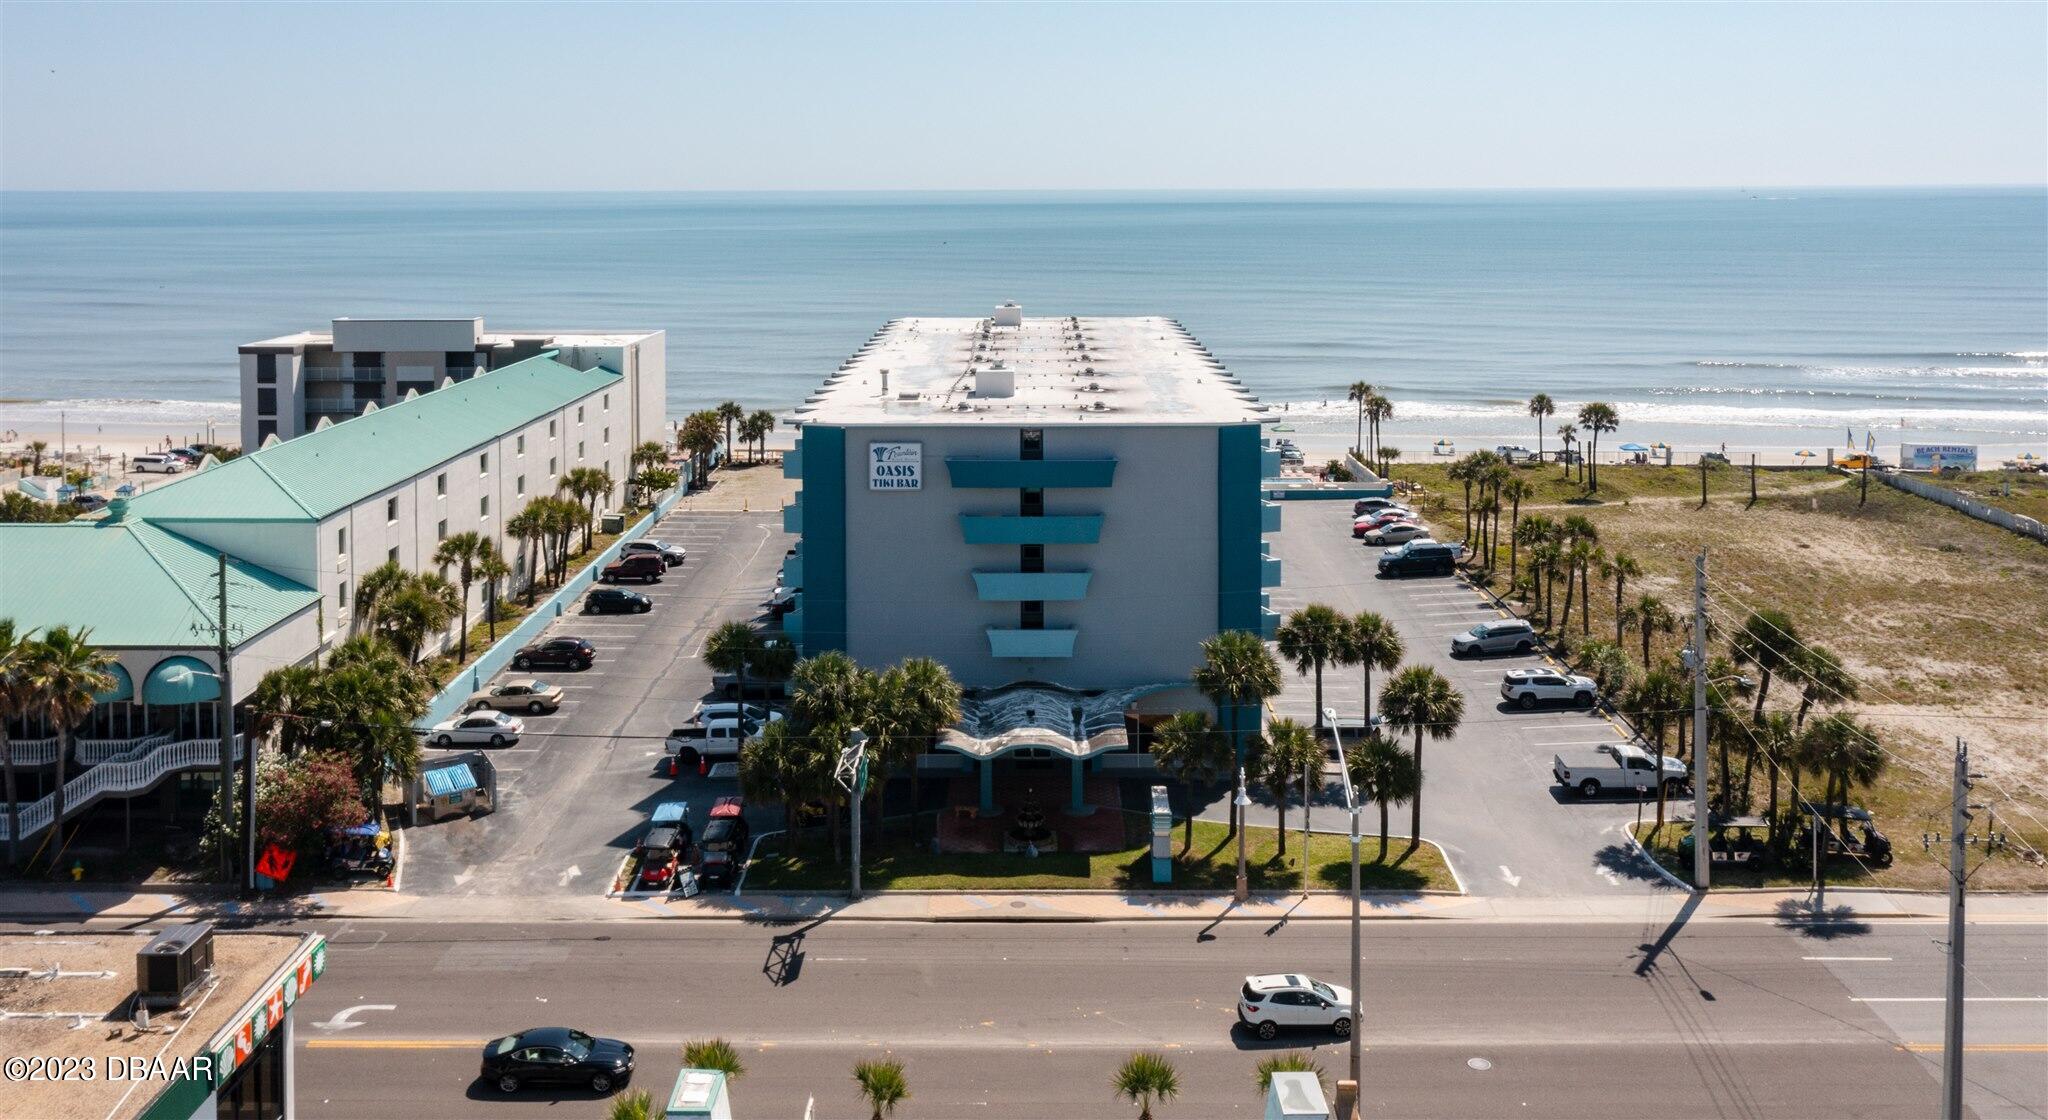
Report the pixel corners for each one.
[742,817,1455,893]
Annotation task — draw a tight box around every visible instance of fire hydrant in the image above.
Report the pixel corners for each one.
[70,860,84,882]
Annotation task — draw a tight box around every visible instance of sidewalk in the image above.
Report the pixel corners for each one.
[4,883,2043,926]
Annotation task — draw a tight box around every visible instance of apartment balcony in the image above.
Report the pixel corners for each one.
[304,366,387,384]
[971,570,1093,602]
[1259,609,1281,640]
[782,498,802,535]
[782,442,803,479]
[1261,554,1283,587]
[783,604,804,642]
[958,514,1104,545]
[1261,446,1283,478]
[1261,500,1282,534]
[945,457,1117,489]
[987,628,1078,659]
[781,552,803,588]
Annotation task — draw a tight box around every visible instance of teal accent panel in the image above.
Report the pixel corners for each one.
[784,604,804,641]
[94,663,134,704]
[972,570,1093,601]
[1261,500,1282,533]
[782,552,803,588]
[781,497,802,535]
[987,628,1078,658]
[136,1073,213,1120]
[1216,425,1264,633]
[945,458,1117,488]
[959,514,1105,545]
[1261,554,1283,587]
[1261,447,1282,478]
[800,426,847,655]
[142,655,219,705]
[1260,609,1281,640]
[782,440,803,479]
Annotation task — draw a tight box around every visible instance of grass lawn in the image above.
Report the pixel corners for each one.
[742,818,1455,893]
[1630,819,2046,893]
[1914,469,2048,525]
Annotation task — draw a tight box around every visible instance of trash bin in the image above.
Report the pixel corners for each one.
[601,511,626,534]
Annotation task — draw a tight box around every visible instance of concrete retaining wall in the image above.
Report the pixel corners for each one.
[1879,471,2046,543]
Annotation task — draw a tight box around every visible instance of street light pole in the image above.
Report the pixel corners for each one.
[1690,548,1710,890]
[836,728,868,902]
[1325,707,1361,1120]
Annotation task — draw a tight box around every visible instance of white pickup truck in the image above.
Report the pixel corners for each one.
[1553,743,1688,799]
[665,716,759,766]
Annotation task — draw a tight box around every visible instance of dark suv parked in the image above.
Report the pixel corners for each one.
[1376,541,1458,578]
[512,636,597,671]
[585,588,651,614]
[600,553,665,584]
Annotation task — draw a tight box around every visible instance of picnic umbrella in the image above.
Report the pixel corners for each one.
[1618,443,1650,452]
[1794,450,1817,459]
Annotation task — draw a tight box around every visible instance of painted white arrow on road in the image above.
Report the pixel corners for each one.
[1498,866,1522,888]
[452,865,477,887]
[314,1004,395,1031]
[558,865,582,888]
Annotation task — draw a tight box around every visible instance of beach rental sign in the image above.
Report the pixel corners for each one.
[1899,443,1978,471]
[869,442,922,490]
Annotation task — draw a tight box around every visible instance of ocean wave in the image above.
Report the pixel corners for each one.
[1263,395,2048,433]
[0,397,240,427]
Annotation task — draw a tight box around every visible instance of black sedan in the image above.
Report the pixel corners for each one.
[481,1027,633,1095]
[512,637,596,671]
[585,588,652,615]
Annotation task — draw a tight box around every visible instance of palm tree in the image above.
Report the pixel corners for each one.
[1378,444,1400,478]
[1192,631,1283,839]
[739,719,830,851]
[21,626,116,855]
[1149,710,1227,851]
[1790,644,1856,731]
[1632,593,1676,668]
[749,408,778,462]
[353,560,410,630]
[1365,392,1393,463]
[504,507,546,605]
[0,619,33,865]
[1254,1051,1326,1095]
[1344,612,1404,728]
[1800,713,1886,814]
[431,531,486,661]
[1755,709,1798,841]
[1378,665,1464,857]
[1556,423,1578,480]
[246,663,321,756]
[1576,402,1620,492]
[868,657,962,838]
[560,467,613,551]
[1502,477,1531,584]
[1531,541,1564,629]
[1275,605,1350,729]
[26,440,48,474]
[1602,551,1640,646]
[1627,667,1688,830]
[703,622,762,701]
[680,410,722,482]
[853,1057,909,1120]
[1346,381,1372,457]
[381,573,460,663]
[475,544,511,642]
[680,1038,745,1080]
[1258,718,1323,857]
[1731,609,1800,723]
[1448,455,1478,543]
[1113,1052,1181,1120]
[716,401,745,467]
[1347,732,1419,858]
[1528,393,1555,461]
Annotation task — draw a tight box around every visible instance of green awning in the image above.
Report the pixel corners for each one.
[94,663,134,704]
[143,656,219,705]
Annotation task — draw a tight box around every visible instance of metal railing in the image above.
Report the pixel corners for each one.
[5,736,61,767]
[304,367,387,384]
[0,736,242,842]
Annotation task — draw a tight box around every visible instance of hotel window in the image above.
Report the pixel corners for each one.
[256,387,277,416]
[516,475,526,497]
[549,456,557,475]
[385,497,398,523]
[479,452,489,474]
[516,434,525,456]
[549,419,557,437]
[1020,601,1045,630]
[1021,488,1044,517]
[603,393,610,411]
[256,420,277,444]
[480,495,490,518]
[255,353,277,383]
[336,527,347,556]
[602,427,609,445]
[577,406,585,422]
[437,519,447,541]
[577,441,585,459]
[338,580,349,611]
[1021,544,1045,573]
[436,473,447,497]
[1021,428,1044,461]
[388,546,399,565]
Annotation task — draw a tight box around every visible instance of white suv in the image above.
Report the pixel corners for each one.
[1237,974,1353,1040]
[1500,668,1598,709]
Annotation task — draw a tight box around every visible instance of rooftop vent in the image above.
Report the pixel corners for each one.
[974,362,1015,399]
[136,922,214,1011]
[993,302,1023,328]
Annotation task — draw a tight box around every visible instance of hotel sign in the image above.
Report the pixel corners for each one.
[869,442,922,490]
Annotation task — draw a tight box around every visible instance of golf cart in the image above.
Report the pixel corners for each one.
[1676,815,1775,870]
[1796,804,1894,868]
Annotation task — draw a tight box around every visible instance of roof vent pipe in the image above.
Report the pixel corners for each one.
[974,362,1015,398]
[880,369,889,396]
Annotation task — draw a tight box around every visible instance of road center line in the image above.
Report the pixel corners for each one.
[1851,997,2046,1003]
[1804,956,1893,962]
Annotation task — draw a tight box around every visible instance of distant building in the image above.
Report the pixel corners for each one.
[782,306,1283,812]
[237,317,664,452]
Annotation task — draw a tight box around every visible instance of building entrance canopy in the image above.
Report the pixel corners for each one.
[938,681,1186,760]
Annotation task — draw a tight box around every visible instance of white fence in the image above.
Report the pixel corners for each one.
[1880,472,2048,543]
[0,735,242,842]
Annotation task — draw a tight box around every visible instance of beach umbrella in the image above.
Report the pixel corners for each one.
[1619,442,1650,452]
[1794,450,1817,459]
[2018,452,2041,462]
[115,483,135,495]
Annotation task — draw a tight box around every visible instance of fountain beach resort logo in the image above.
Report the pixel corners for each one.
[869,441,922,490]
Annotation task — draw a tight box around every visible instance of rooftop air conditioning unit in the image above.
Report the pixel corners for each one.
[136,922,214,1011]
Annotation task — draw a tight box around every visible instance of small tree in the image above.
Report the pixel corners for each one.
[1149,711,1228,850]
[1276,604,1351,730]
[680,1038,744,1080]
[1254,1051,1327,1095]
[1346,733,1418,859]
[1113,1052,1181,1120]
[853,1058,909,1120]
[431,531,486,661]
[1256,718,1324,858]
[1378,665,1463,858]
[748,409,777,461]
[716,401,745,466]
[1343,612,1404,727]
[256,750,370,856]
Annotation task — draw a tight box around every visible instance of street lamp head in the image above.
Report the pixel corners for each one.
[1234,768,1252,808]
[848,728,868,748]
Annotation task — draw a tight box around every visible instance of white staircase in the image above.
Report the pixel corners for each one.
[0,735,243,842]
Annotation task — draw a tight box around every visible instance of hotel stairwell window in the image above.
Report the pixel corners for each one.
[549,419,557,437]
[549,456,557,475]
[338,580,349,611]
[256,387,277,416]
[1021,488,1044,517]
[437,519,447,541]
[480,495,490,518]
[516,434,525,456]
[1021,428,1044,461]
[577,441,585,460]
[436,472,447,497]
[603,392,610,411]
[602,427,609,445]
[386,496,398,522]
[479,452,489,475]
[516,475,525,498]
[388,547,399,565]
[577,405,585,422]
[336,527,347,557]
[255,353,276,383]
[256,420,276,443]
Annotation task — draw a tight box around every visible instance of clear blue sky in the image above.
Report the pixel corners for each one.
[2,1,2041,190]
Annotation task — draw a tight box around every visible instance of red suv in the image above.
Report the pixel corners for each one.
[601,553,665,584]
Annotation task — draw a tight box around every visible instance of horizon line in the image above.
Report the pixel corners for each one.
[2,182,2044,195]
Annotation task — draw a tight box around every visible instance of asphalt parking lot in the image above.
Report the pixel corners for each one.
[1247,500,1674,898]
[402,497,794,899]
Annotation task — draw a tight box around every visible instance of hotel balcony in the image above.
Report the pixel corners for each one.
[945,457,1117,489]
[987,628,1079,659]
[783,604,804,641]
[1259,609,1281,640]
[1261,500,1282,533]
[782,442,802,479]
[781,552,803,588]
[782,498,802,535]
[972,571,1093,602]
[1261,446,1283,477]
[304,366,387,384]
[1261,554,1283,587]
[958,514,1105,545]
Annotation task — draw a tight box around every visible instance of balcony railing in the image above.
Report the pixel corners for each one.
[0,735,244,842]
[304,367,387,384]
[972,571,1093,602]
[945,458,1117,489]
[987,628,1079,659]
[959,514,1105,545]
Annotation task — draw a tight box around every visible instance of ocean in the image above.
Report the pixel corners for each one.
[1,189,2043,456]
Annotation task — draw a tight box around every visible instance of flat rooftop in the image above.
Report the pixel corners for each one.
[240,324,659,350]
[793,312,1271,426]
[0,930,315,1120]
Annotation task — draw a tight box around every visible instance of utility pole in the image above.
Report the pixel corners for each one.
[1749,453,1757,505]
[1699,456,1708,508]
[1325,708,1362,1120]
[836,728,868,902]
[1940,739,1976,1120]
[212,554,242,887]
[1690,549,1710,889]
